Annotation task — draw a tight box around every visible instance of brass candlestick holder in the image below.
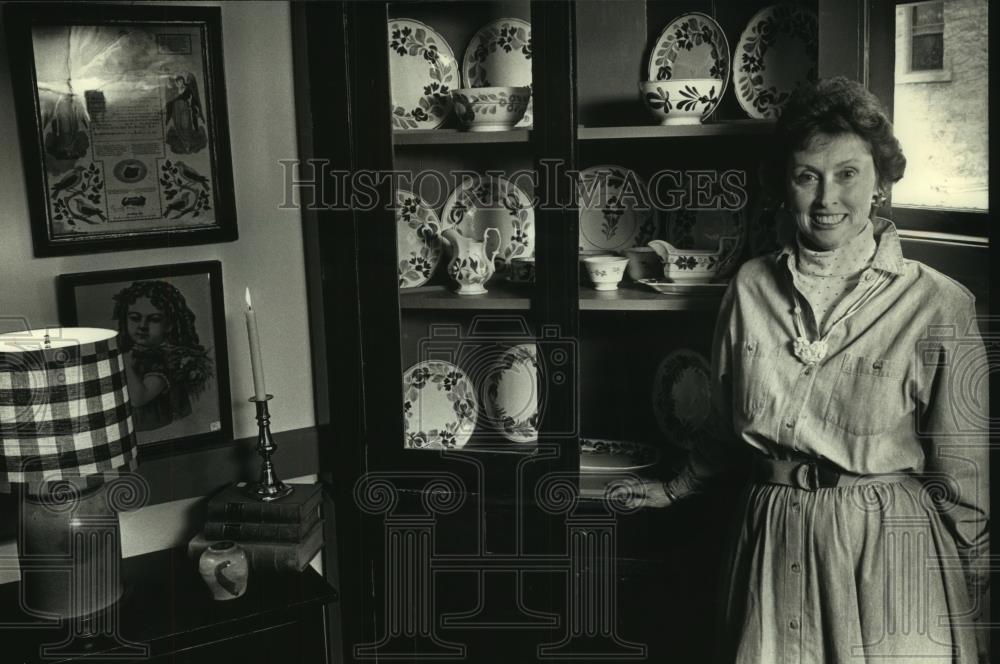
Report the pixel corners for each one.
[248,395,293,501]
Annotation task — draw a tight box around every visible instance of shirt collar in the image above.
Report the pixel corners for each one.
[776,216,906,276]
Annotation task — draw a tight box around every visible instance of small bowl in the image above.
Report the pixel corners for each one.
[452,87,530,132]
[639,79,723,125]
[582,255,629,291]
[623,246,662,281]
[508,256,535,283]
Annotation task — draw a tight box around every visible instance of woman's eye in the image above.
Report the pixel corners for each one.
[127,313,141,322]
[793,172,817,185]
[841,169,858,179]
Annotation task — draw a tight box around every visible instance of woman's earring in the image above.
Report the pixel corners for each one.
[872,189,887,208]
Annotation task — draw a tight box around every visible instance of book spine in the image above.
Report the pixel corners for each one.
[203,519,315,542]
[206,497,320,524]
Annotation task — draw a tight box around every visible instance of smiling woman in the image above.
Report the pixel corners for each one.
[624,77,989,663]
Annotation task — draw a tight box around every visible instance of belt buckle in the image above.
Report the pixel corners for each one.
[793,463,819,491]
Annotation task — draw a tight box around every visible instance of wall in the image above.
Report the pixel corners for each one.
[0,1,315,581]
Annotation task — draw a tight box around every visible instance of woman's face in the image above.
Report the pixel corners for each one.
[786,132,880,251]
[126,297,169,347]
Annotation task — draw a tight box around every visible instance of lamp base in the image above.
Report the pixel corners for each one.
[18,480,122,619]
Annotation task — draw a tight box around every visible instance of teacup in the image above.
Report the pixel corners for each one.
[582,255,629,291]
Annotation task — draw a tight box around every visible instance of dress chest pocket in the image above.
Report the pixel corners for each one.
[823,354,911,434]
[733,339,776,418]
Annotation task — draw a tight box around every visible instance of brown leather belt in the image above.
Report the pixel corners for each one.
[752,457,904,491]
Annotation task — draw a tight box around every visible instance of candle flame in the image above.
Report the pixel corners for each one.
[245,287,252,310]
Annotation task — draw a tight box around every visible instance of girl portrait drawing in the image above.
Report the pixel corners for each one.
[112,280,214,435]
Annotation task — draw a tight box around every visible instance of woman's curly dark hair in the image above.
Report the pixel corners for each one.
[112,280,200,352]
[761,77,906,204]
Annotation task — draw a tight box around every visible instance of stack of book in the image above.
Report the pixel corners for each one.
[188,481,324,572]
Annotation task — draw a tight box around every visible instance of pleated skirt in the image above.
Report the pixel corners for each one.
[715,477,979,664]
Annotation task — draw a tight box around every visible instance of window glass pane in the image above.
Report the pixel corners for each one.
[911,33,943,70]
[893,0,988,211]
[912,2,944,26]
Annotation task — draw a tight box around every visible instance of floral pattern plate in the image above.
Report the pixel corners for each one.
[663,206,745,251]
[733,4,818,119]
[403,360,477,449]
[652,349,711,449]
[388,19,457,130]
[441,175,534,273]
[647,12,730,115]
[461,18,533,128]
[396,188,448,288]
[579,438,660,473]
[483,344,538,443]
[578,165,657,253]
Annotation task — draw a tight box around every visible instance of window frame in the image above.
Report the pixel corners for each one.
[867,0,987,238]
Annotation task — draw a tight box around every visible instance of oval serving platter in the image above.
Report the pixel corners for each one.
[402,360,477,449]
[652,349,712,449]
[733,4,818,119]
[462,17,533,127]
[388,19,458,130]
[578,165,657,253]
[441,174,534,274]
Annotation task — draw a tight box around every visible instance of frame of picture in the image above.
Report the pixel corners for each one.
[57,261,233,458]
[4,3,238,257]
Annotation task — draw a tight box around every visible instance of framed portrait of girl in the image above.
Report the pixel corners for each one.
[58,260,233,457]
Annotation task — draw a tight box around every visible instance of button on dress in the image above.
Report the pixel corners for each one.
[666,218,989,663]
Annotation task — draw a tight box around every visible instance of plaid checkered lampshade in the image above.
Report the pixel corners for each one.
[0,328,137,484]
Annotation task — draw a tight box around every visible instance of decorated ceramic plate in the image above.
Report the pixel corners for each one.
[663,206,745,251]
[733,4,818,119]
[637,279,728,295]
[483,344,538,443]
[441,175,534,273]
[647,12,730,116]
[388,19,458,130]
[652,349,711,449]
[579,438,660,473]
[396,189,449,288]
[462,18,533,127]
[578,165,657,253]
[402,360,477,449]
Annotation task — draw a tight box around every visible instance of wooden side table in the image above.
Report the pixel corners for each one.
[1,545,339,663]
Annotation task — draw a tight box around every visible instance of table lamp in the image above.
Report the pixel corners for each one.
[0,327,138,623]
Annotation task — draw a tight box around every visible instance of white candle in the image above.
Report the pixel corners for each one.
[244,288,267,400]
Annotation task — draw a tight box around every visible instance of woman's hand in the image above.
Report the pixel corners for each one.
[609,478,676,509]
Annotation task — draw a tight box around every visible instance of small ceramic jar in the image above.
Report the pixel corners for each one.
[198,540,249,600]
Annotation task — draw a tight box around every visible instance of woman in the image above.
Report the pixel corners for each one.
[165,72,208,154]
[112,280,213,432]
[628,78,989,663]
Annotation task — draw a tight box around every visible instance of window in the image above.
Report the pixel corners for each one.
[870,0,988,235]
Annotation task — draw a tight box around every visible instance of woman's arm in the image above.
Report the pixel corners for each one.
[918,297,989,656]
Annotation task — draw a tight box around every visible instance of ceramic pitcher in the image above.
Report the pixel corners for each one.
[441,227,501,295]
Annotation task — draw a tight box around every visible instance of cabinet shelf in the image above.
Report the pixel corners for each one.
[578,120,775,141]
[580,283,724,311]
[400,282,531,310]
[393,128,531,145]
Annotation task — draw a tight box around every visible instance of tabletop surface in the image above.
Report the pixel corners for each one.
[1,545,339,662]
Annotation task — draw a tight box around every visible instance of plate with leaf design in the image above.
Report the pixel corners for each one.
[652,349,711,450]
[647,12,730,117]
[441,175,533,274]
[733,4,818,119]
[396,188,449,288]
[579,438,660,472]
[403,360,477,449]
[578,165,657,253]
[461,18,533,127]
[483,344,539,443]
[388,19,457,130]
